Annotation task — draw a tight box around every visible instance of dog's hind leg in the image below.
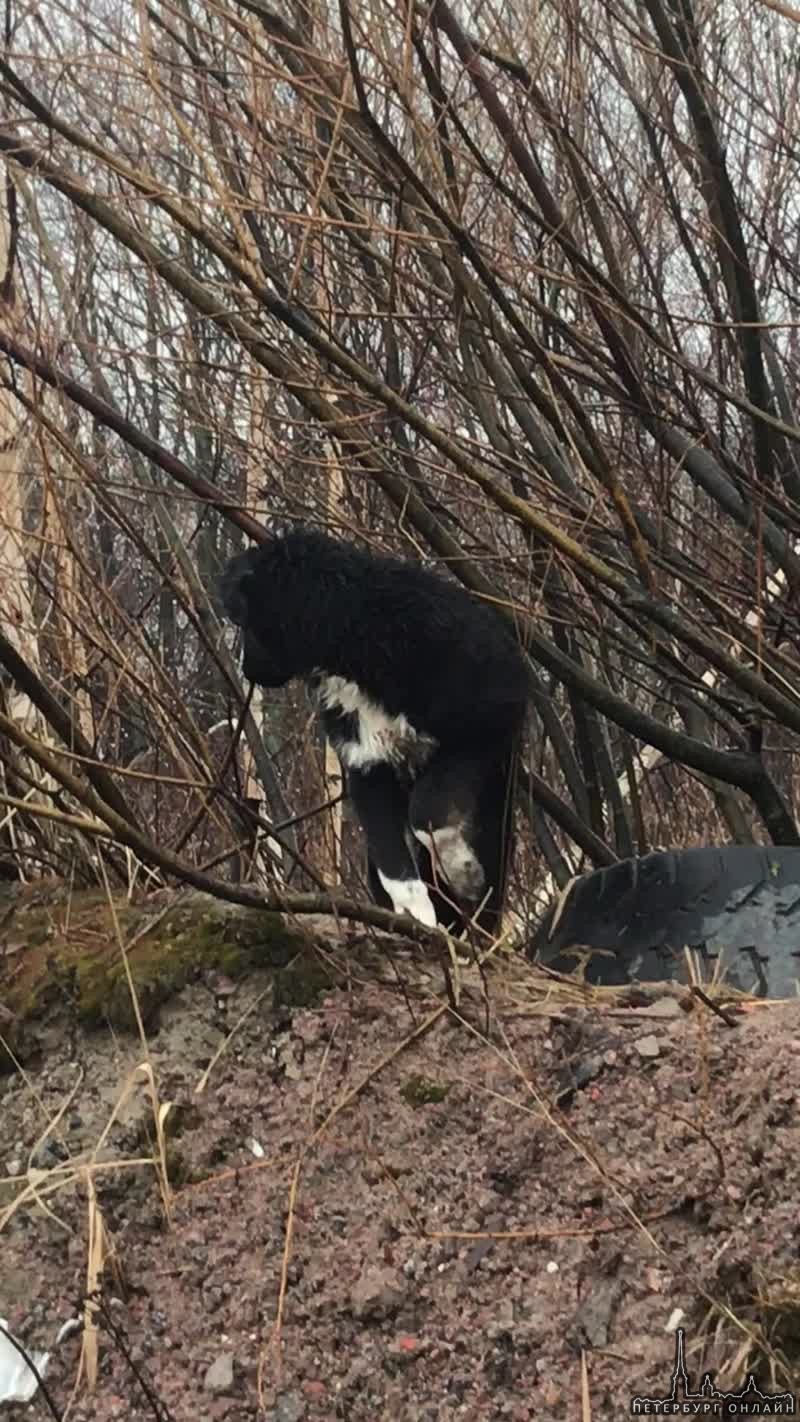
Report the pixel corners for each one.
[409,746,516,935]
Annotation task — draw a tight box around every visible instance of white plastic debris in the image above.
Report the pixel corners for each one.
[665,1307,685,1332]
[248,1137,265,1159]
[0,1315,80,1404]
[0,1318,50,1404]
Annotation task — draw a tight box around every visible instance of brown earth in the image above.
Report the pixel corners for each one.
[1,896,799,1421]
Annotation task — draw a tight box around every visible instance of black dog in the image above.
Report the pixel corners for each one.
[219,530,528,934]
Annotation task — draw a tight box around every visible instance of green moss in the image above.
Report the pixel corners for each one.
[1,888,308,1035]
[74,904,305,1030]
[272,949,334,1009]
[400,1075,451,1108]
[24,921,53,949]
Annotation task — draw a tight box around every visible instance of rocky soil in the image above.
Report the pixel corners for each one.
[1,899,799,1420]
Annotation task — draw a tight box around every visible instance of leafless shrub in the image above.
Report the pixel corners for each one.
[1,0,800,930]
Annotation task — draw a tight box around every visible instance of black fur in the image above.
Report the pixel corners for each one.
[219,530,529,934]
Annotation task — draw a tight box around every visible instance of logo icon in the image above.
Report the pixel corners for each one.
[630,1327,796,1415]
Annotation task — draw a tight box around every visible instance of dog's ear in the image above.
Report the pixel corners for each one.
[218,547,261,626]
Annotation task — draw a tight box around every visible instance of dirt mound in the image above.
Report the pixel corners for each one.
[2,917,799,1420]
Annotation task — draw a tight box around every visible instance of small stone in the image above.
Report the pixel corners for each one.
[203,1352,235,1394]
[350,1265,407,1321]
[643,997,681,1017]
[30,1141,66,1169]
[386,1334,423,1365]
[271,1392,306,1422]
[570,1276,619,1347]
[634,1034,661,1059]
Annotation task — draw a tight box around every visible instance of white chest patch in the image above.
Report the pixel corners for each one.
[317,675,437,772]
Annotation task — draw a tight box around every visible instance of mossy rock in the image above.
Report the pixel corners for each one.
[0,885,310,1038]
[75,900,304,1031]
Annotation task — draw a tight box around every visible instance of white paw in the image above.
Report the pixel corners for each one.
[377,871,438,928]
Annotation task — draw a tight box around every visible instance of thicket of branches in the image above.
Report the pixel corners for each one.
[1,0,800,932]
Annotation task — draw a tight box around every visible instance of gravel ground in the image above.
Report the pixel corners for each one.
[2,931,799,1421]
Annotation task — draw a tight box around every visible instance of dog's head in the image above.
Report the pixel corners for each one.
[217,542,298,688]
[218,546,262,625]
